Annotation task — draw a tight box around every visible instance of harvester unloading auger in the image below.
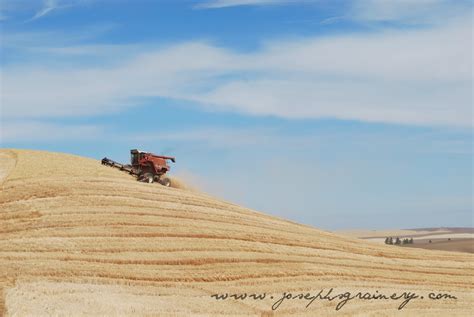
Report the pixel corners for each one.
[102,149,175,186]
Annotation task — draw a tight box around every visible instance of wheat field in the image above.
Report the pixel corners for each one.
[1,149,473,316]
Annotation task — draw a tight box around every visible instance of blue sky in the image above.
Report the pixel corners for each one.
[1,0,472,229]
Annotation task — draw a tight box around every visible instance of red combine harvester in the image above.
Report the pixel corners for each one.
[101,149,176,186]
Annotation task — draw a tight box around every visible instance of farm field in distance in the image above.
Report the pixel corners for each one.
[337,228,474,254]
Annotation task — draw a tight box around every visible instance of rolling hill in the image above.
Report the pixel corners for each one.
[1,149,473,316]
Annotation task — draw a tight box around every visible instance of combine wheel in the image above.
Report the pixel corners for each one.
[160,177,171,187]
[141,173,154,183]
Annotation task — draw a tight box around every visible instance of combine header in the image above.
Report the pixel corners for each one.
[102,149,175,186]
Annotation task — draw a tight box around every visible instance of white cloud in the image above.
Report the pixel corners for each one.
[1,17,472,126]
[2,23,118,49]
[351,0,471,24]
[0,121,102,143]
[126,126,296,150]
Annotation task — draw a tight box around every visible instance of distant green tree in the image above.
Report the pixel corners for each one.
[385,237,389,244]
[409,238,414,244]
[395,237,401,245]
[402,239,408,245]
[388,237,393,245]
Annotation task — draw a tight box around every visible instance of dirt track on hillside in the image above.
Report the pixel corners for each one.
[1,149,473,316]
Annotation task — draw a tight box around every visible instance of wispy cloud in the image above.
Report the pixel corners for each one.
[30,0,58,20]
[2,23,117,50]
[22,0,90,22]
[198,0,472,28]
[0,0,94,23]
[196,0,304,9]
[2,15,471,127]
[126,127,293,150]
[0,121,103,142]
[350,0,472,25]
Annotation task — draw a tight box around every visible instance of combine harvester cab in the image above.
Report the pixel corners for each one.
[102,149,175,186]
